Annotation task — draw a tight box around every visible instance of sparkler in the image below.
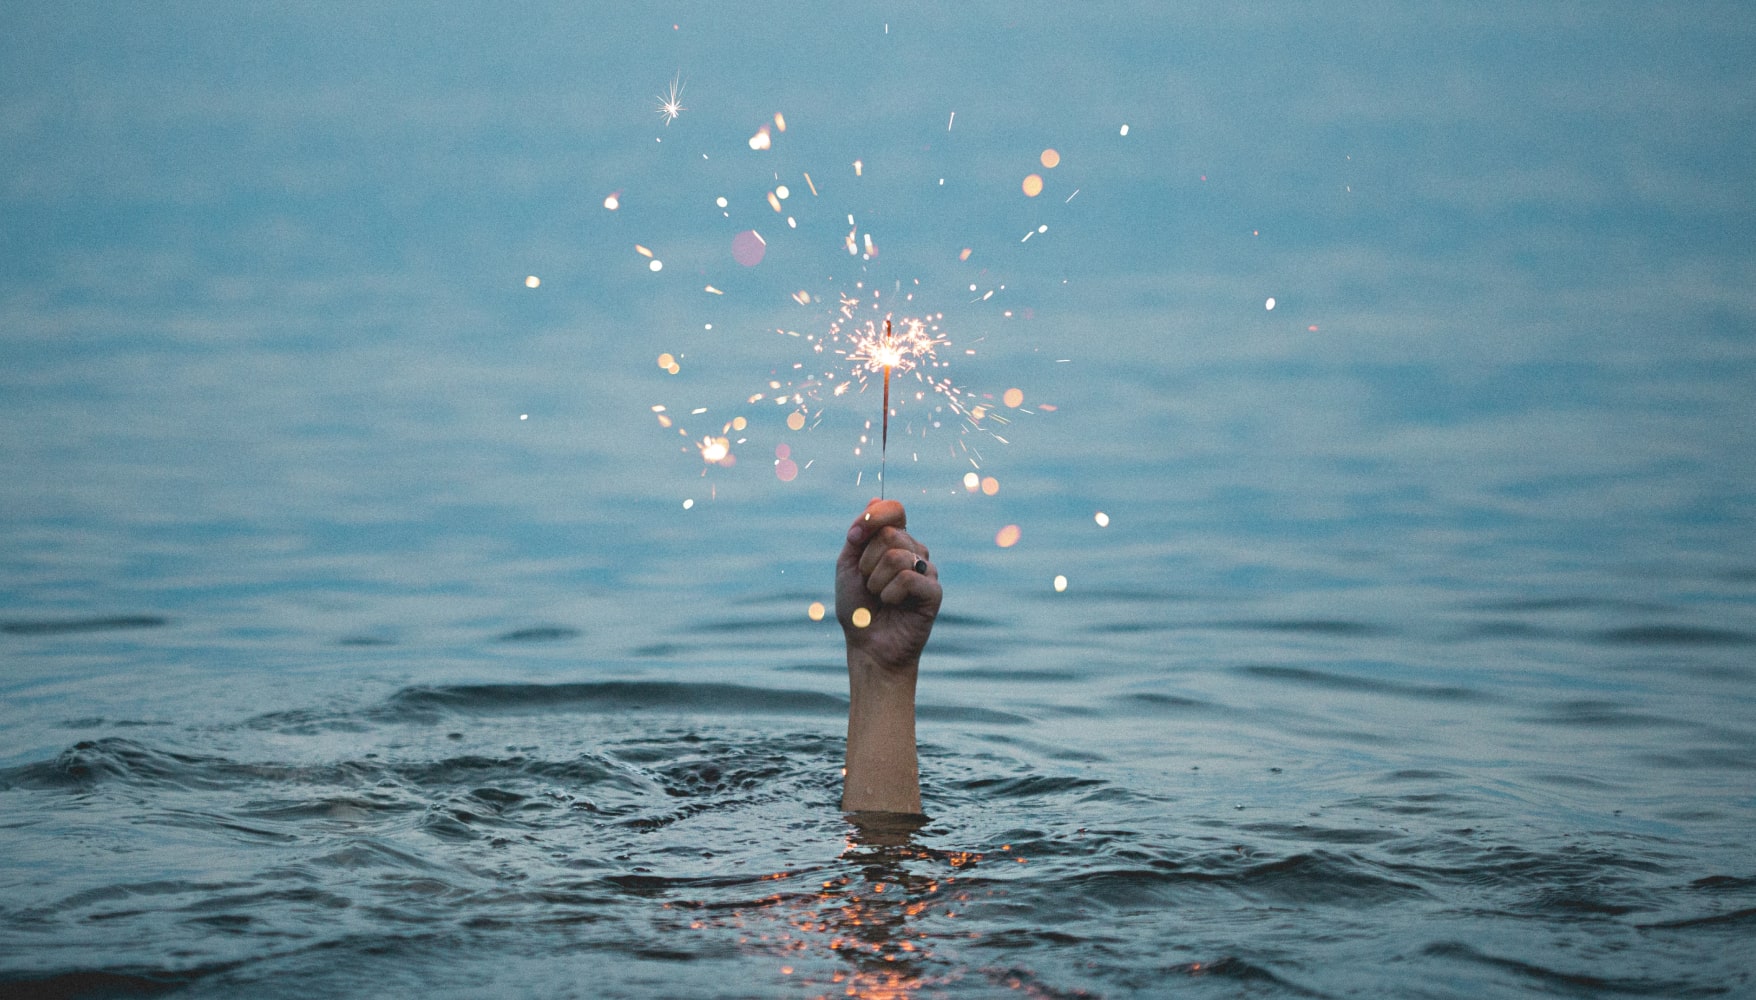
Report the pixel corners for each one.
[845,314,945,497]
[633,99,1071,498]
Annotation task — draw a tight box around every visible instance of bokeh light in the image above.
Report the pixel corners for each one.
[1021,174,1043,197]
[807,602,825,622]
[981,476,999,496]
[1003,387,1024,408]
[963,472,980,492]
[732,229,767,266]
[995,524,1021,548]
[1054,575,1068,592]
[851,607,872,629]
[1040,149,1060,168]
[1094,511,1110,527]
[524,275,540,288]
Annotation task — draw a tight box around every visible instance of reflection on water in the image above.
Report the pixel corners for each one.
[671,813,964,997]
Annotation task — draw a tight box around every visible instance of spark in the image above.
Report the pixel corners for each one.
[656,74,686,125]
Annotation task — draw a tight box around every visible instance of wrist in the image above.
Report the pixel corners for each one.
[846,646,919,697]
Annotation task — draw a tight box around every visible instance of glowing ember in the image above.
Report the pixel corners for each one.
[1265,297,1276,310]
[655,74,686,125]
[603,193,620,210]
[963,472,980,492]
[699,436,730,463]
[1094,511,1110,527]
[1054,575,1067,592]
[847,315,941,379]
[524,275,540,288]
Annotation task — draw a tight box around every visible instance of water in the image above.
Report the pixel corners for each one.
[4,3,1755,997]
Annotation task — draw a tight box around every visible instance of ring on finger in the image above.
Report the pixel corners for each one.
[913,558,928,574]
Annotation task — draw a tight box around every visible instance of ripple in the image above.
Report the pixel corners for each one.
[495,625,581,642]
[1235,664,1488,701]
[1040,851,1430,908]
[1,615,167,636]
[1422,940,1720,996]
[1216,618,1386,636]
[1595,624,1755,646]
[1640,906,1756,930]
[380,681,847,720]
[1525,699,1686,728]
[0,968,204,997]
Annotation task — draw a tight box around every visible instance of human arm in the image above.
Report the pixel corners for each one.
[835,499,941,814]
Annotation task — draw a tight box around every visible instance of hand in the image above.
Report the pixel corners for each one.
[835,499,941,672]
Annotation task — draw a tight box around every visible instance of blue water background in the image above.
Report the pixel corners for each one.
[3,3,1755,997]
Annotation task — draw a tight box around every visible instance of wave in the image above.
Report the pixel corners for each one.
[1234,664,1488,701]
[1422,940,1724,996]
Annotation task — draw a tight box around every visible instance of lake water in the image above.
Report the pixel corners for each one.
[3,4,1754,997]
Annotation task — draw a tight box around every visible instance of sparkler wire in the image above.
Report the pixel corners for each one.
[880,319,891,499]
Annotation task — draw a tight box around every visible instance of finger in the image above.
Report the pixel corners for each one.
[863,544,934,601]
[879,565,942,607]
[859,499,908,537]
[839,499,906,572]
[859,526,926,576]
[864,545,921,597]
